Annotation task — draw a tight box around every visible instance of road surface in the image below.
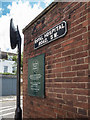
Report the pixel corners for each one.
[0,96,23,119]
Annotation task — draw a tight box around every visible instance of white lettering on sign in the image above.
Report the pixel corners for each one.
[30,74,42,80]
[54,32,58,38]
[39,38,48,46]
[34,21,67,49]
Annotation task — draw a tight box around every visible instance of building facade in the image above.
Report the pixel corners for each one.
[0,49,17,74]
[23,2,90,118]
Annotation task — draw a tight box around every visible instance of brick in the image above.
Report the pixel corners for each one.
[23,2,90,119]
[83,20,88,27]
[63,94,77,101]
[54,52,61,58]
[67,111,75,118]
[72,51,88,60]
[75,46,83,53]
[65,55,71,61]
[54,57,65,63]
[78,96,87,102]
[62,49,75,56]
[78,108,87,116]
[55,63,61,68]
[54,108,66,117]
[63,105,77,113]
[70,24,82,34]
[76,58,84,64]
[57,94,62,98]
[66,100,73,107]
[62,72,76,77]
[62,39,74,47]
[73,101,88,109]
[54,43,61,49]
[53,68,65,73]
[73,77,88,82]
[72,64,88,71]
[53,88,65,93]
[64,45,71,51]
[77,71,86,76]
[51,83,62,88]
[62,83,85,89]
[70,27,87,38]
[46,64,55,69]
[55,73,61,78]
[54,47,64,53]
[48,93,57,98]
[46,74,56,78]
[62,60,75,67]
[88,25,90,31]
[73,35,82,42]
[54,78,72,83]
[65,66,71,71]
[73,89,88,95]
[65,89,73,94]
[82,33,88,40]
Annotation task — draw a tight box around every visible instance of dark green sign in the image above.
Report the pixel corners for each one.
[28,54,45,98]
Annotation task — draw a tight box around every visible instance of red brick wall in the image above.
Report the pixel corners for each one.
[23,2,90,118]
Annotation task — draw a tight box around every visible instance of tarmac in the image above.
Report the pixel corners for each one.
[0,95,23,102]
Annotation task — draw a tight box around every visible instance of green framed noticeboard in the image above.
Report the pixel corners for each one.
[28,54,45,98]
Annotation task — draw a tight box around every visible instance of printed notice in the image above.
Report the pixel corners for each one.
[28,54,45,98]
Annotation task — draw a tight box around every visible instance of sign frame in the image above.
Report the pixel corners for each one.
[34,21,67,49]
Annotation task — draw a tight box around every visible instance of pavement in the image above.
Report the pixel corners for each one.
[0,95,23,102]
